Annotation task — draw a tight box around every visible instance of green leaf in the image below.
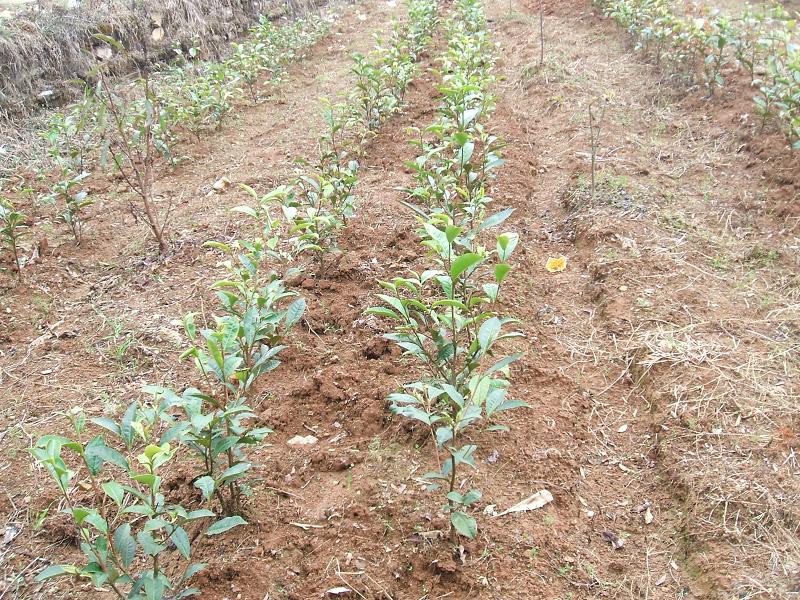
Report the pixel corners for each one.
[445,224,462,243]
[90,417,120,437]
[102,481,125,506]
[496,233,519,261]
[230,206,258,218]
[113,523,137,568]
[486,353,523,375]
[446,491,463,504]
[170,526,191,559]
[120,402,138,446]
[35,565,76,581]
[136,530,166,555]
[83,436,106,476]
[285,298,306,330]
[83,512,108,534]
[479,208,514,231]
[193,476,215,501]
[478,317,501,350]
[393,405,439,425]
[365,307,401,320]
[494,263,511,283]
[180,562,207,584]
[206,516,247,536]
[450,253,482,279]
[93,445,129,471]
[186,509,216,520]
[450,511,477,539]
[143,571,166,600]
[462,490,482,506]
[219,462,250,484]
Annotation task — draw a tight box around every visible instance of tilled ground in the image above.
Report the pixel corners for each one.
[1,0,798,599]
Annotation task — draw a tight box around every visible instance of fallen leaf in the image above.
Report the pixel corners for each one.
[617,423,628,433]
[601,530,625,550]
[546,256,567,273]
[495,489,553,517]
[212,177,232,192]
[3,523,21,547]
[289,522,324,530]
[409,530,444,543]
[655,574,667,586]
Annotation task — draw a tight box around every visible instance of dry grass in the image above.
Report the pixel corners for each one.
[0,0,323,118]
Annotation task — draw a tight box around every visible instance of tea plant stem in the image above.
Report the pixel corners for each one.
[56,485,127,599]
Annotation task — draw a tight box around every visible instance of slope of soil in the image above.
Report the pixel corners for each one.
[1,0,798,599]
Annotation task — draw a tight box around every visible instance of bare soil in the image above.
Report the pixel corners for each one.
[1,0,798,599]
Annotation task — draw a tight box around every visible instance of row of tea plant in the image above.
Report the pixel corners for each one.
[368,0,527,542]
[593,0,799,148]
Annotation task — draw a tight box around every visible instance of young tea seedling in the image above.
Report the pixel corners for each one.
[46,171,93,245]
[94,34,176,253]
[31,404,242,599]
[0,197,28,278]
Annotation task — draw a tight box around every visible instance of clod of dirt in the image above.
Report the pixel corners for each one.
[432,557,458,575]
[363,336,390,359]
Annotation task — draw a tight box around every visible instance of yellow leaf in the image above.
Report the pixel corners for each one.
[546,256,567,273]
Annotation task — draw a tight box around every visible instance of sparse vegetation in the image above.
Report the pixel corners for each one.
[3,0,799,598]
[594,0,800,147]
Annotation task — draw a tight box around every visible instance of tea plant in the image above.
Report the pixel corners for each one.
[43,88,100,174]
[348,0,438,137]
[30,404,242,599]
[270,0,438,276]
[227,42,268,102]
[405,0,502,232]
[160,64,238,138]
[368,217,525,540]
[159,221,306,515]
[36,12,334,252]
[92,33,178,253]
[280,169,357,277]
[0,196,27,278]
[45,171,93,244]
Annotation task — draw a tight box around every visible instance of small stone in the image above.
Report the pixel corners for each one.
[287,435,318,447]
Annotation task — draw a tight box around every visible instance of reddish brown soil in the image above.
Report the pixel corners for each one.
[1,1,798,599]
